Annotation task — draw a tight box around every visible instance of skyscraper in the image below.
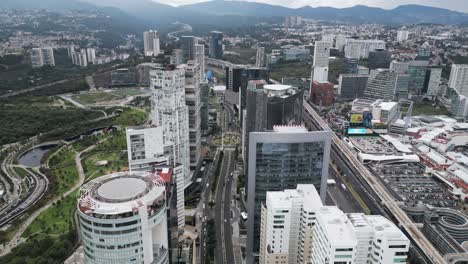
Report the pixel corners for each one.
[150,64,190,186]
[368,49,392,70]
[170,49,183,65]
[338,74,369,100]
[312,41,331,82]
[259,185,322,264]
[143,30,160,56]
[246,126,331,264]
[364,69,409,101]
[209,31,223,59]
[77,171,170,264]
[183,61,202,170]
[195,44,206,78]
[181,36,197,60]
[449,64,468,97]
[255,46,267,68]
[408,60,429,94]
[244,84,303,165]
[424,67,442,98]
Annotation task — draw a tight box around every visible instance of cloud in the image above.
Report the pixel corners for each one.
[153,0,468,12]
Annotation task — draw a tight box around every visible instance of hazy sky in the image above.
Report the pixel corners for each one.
[154,0,468,12]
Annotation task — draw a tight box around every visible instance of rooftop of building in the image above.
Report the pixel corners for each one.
[349,214,408,240]
[263,84,292,91]
[78,171,166,215]
[273,125,308,133]
[317,206,356,246]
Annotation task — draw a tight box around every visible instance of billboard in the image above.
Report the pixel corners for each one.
[350,113,364,125]
[347,128,373,135]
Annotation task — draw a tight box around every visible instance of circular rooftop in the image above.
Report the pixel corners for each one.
[97,177,149,202]
[91,175,153,203]
[263,84,291,91]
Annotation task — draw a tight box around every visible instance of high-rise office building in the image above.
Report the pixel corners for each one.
[368,49,392,70]
[143,30,161,56]
[77,171,170,264]
[335,34,346,51]
[364,69,409,101]
[449,64,468,97]
[416,46,431,60]
[150,64,190,186]
[343,58,359,74]
[397,30,409,42]
[312,210,410,264]
[256,47,267,68]
[200,82,210,131]
[338,74,369,100]
[259,185,322,264]
[31,47,55,68]
[312,41,331,82]
[424,67,442,98]
[195,44,206,78]
[243,83,303,165]
[183,61,202,170]
[226,66,270,110]
[246,126,332,264]
[345,39,386,59]
[209,31,223,59]
[181,36,197,60]
[408,60,429,94]
[310,81,334,107]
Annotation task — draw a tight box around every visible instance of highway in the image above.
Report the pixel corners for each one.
[303,100,445,264]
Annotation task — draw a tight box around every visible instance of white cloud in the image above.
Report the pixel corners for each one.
[153,0,468,12]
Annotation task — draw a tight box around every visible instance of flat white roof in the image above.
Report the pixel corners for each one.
[263,84,292,91]
[273,125,308,133]
[213,85,226,91]
[317,206,356,247]
[377,102,397,111]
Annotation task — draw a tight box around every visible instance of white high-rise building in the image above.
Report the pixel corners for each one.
[86,48,96,64]
[144,30,161,56]
[71,49,88,67]
[77,171,169,264]
[311,206,357,264]
[183,61,202,170]
[312,41,331,82]
[171,49,183,65]
[256,46,267,68]
[126,126,170,172]
[322,34,335,45]
[449,64,468,97]
[150,65,191,186]
[195,44,205,78]
[345,39,386,59]
[31,47,55,68]
[397,30,409,42]
[335,34,346,51]
[259,185,322,264]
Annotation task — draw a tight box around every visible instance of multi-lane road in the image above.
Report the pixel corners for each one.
[303,100,445,264]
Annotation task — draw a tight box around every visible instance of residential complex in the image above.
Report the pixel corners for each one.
[143,30,161,56]
[345,39,386,60]
[312,41,331,82]
[150,64,191,186]
[30,47,55,68]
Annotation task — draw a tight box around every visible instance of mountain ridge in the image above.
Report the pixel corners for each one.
[1,0,467,25]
